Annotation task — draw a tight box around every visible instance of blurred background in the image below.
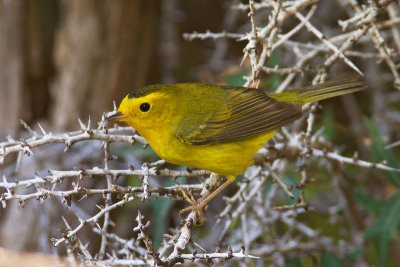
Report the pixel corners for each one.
[0,0,246,135]
[1,0,400,266]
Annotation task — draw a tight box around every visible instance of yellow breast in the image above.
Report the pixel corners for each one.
[141,125,274,177]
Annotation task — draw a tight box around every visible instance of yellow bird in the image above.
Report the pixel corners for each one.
[107,77,366,219]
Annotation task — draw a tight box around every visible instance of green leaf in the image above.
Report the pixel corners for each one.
[321,106,336,140]
[286,257,303,267]
[356,190,400,267]
[151,196,173,249]
[354,188,382,216]
[363,117,400,187]
[353,119,400,266]
[320,253,344,267]
[224,69,248,87]
[365,193,400,267]
[267,51,279,67]
[261,74,282,91]
[125,175,142,187]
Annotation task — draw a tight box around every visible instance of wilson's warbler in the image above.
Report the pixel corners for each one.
[107,77,365,219]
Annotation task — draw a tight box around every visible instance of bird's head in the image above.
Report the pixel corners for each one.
[106,85,174,131]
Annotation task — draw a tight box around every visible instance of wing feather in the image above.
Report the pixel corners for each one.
[177,87,302,145]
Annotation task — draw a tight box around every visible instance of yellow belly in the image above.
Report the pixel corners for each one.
[144,129,275,177]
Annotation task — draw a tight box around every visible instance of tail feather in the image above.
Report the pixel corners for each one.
[270,77,367,105]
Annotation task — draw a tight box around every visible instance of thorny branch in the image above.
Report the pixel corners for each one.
[2,0,400,266]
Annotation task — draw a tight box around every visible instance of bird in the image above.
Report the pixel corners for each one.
[106,77,366,222]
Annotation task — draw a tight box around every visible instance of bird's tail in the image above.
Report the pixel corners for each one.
[270,77,367,105]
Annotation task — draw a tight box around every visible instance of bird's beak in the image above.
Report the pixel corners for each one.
[105,111,128,121]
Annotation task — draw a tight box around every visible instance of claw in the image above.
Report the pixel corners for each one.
[179,202,206,225]
[178,187,196,205]
[178,178,234,225]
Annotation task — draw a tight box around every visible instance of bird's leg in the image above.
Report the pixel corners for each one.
[179,178,233,224]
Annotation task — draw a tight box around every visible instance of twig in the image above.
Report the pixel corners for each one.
[0,126,146,164]
[133,211,164,265]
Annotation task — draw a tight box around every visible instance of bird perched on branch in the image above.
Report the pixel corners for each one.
[107,77,366,222]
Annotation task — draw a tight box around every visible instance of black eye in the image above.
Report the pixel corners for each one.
[140,103,150,112]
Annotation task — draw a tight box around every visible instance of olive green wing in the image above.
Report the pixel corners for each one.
[176,87,302,145]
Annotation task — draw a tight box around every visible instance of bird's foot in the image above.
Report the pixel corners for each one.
[177,187,197,205]
[179,200,206,225]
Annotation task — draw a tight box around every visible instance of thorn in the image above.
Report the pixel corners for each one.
[62,216,71,228]
[78,118,86,130]
[87,115,91,130]
[240,51,248,67]
[37,123,47,135]
[352,151,359,161]
[19,119,38,137]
